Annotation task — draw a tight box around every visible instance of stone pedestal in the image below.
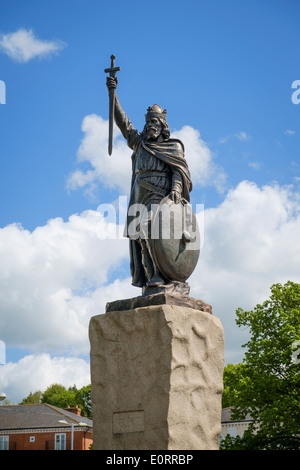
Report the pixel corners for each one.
[89,303,224,450]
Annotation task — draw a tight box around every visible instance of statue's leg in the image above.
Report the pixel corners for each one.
[139,238,154,282]
[144,239,166,287]
[140,199,166,287]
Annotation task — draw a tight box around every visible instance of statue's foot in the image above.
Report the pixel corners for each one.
[146,272,165,287]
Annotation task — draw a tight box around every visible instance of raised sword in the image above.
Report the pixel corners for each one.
[104,54,121,155]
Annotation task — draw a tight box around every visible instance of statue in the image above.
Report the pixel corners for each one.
[105,56,199,297]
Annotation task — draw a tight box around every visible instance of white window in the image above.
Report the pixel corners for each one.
[55,433,66,450]
[227,425,237,437]
[0,436,9,450]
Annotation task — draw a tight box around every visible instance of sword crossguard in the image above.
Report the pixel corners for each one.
[104,54,121,78]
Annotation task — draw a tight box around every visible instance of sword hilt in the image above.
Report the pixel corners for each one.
[104,54,121,78]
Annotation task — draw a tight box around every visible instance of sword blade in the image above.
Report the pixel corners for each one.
[105,55,120,156]
[108,88,115,156]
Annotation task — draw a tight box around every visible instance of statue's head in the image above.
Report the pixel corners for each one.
[143,104,170,141]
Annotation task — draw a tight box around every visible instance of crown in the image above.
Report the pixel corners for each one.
[145,104,167,119]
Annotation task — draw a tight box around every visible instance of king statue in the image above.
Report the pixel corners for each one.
[105,60,199,297]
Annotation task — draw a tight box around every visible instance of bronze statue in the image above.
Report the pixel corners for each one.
[105,56,199,296]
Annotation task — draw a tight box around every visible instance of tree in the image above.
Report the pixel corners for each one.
[221,281,300,450]
[222,363,245,408]
[75,384,92,418]
[20,390,42,404]
[20,383,92,418]
[41,383,77,410]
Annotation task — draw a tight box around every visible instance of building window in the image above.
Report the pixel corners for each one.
[227,426,237,437]
[55,433,66,450]
[0,436,9,450]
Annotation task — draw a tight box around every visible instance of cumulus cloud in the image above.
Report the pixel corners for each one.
[2,179,300,364]
[0,354,90,404]
[189,181,300,362]
[172,125,227,193]
[0,209,132,354]
[66,115,132,195]
[1,178,300,399]
[0,28,66,62]
[0,141,300,396]
[66,116,227,196]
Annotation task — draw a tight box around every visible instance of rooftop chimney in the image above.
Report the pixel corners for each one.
[64,405,81,416]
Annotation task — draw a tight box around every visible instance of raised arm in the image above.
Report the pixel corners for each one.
[106,77,140,150]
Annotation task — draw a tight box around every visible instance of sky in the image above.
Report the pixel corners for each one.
[0,0,300,404]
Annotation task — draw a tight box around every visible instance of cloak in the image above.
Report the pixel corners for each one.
[140,139,192,200]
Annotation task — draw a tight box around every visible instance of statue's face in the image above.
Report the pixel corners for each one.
[145,116,163,141]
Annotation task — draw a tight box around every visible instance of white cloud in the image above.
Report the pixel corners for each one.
[0,210,131,354]
[0,28,66,62]
[3,179,298,366]
[172,125,227,193]
[66,115,132,195]
[189,181,300,363]
[67,116,227,196]
[1,177,300,399]
[0,354,90,404]
[284,129,296,136]
[236,131,251,141]
[219,131,251,144]
[248,161,262,170]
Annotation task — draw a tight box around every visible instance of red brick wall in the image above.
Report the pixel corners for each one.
[7,430,93,450]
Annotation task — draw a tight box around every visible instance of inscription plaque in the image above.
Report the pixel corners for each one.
[113,410,145,434]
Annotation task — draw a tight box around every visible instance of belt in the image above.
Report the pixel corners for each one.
[135,170,169,178]
[138,179,168,196]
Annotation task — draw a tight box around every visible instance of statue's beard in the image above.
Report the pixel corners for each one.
[145,126,161,141]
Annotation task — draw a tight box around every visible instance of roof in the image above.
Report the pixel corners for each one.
[0,404,93,431]
[221,407,252,423]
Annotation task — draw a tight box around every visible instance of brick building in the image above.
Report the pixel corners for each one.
[0,403,93,450]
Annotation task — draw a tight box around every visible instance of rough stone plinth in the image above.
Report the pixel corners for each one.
[89,304,224,450]
[105,292,212,314]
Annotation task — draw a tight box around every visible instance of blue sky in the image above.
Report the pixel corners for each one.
[0,0,300,403]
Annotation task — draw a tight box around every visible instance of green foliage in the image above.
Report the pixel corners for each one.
[220,428,300,450]
[41,383,78,409]
[222,281,300,450]
[75,384,92,417]
[21,383,92,417]
[20,390,42,404]
[222,363,245,408]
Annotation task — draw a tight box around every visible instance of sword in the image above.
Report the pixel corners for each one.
[104,54,121,155]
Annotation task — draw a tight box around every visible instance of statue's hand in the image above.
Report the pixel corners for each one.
[169,190,181,204]
[106,76,118,90]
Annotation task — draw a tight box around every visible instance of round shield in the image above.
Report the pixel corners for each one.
[149,197,200,282]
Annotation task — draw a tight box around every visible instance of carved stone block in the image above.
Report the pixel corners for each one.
[89,304,224,450]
